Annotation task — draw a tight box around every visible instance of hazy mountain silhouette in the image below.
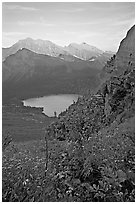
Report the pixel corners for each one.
[2,38,68,60]
[2,38,114,63]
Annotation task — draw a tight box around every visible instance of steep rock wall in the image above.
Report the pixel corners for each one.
[116,25,135,70]
[100,25,135,80]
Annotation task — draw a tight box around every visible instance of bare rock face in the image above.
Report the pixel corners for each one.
[99,25,135,118]
[116,25,135,70]
[100,25,135,80]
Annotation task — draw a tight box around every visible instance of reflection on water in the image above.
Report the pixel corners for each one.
[23,94,79,117]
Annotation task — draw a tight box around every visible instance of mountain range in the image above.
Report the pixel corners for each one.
[2,39,115,102]
[2,38,114,62]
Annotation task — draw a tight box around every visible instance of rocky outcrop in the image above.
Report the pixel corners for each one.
[100,25,135,80]
[115,25,135,72]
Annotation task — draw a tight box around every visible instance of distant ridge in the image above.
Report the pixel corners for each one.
[64,42,104,60]
[2,37,114,61]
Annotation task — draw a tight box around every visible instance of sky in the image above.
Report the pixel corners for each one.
[2,2,135,52]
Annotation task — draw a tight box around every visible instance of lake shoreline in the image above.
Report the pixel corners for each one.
[23,94,80,117]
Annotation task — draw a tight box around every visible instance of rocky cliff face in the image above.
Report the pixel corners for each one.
[101,25,135,80]
[116,25,135,70]
[98,25,135,121]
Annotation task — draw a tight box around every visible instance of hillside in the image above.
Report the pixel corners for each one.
[45,25,135,201]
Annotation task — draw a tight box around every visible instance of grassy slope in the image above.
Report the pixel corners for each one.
[2,102,55,142]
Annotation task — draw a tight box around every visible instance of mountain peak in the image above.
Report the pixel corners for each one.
[64,42,104,60]
[19,37,33,43]
[67,43,78,47]
[2,37,67,59]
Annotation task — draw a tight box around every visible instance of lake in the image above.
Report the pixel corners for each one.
[23,94,80,117]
